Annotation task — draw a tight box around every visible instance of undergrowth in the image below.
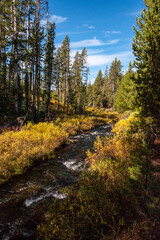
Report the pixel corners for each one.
[0,110,119,184]
[38,112,159,240]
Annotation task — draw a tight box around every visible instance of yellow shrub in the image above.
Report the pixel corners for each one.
[0,110,121,184]
[0,122,68,183]
[86,112,151,180]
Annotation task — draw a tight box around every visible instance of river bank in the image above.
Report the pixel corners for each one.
[0,124,113,239]
[0,111,120,185]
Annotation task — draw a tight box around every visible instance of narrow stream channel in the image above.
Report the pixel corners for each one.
[0,125,113,240]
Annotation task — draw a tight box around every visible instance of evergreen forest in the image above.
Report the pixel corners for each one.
[0,0,160,239]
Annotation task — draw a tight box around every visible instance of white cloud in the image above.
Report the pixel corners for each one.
[103,31,121,37]
[41,14,67,26]
[87,51,133,66]
[70,48,104,58]
[50,15,67,24]
[104,31,121,34]
[57,31,88,36]
[87,49,105,55]
[83,24,95,29]
[69,37,119,49]
[126,11,142,16]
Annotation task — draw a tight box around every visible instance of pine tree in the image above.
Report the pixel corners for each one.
[102,66,112,107]
[61,35,70,113]
[114,66,136,113]
[109,58,123,94]
[44,22,56,118]
[86,82,93,107]
[80,48,88,112]
[56,47,63,112]
[0,0,12,115]
[0,0,92,121]
[108,58,123,106]
[71,51,82,113]
[93,70,104,108]
[13,0,19,114]
[132,0,160,121]
[71,48,88,113]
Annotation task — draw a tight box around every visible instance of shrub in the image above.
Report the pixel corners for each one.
[0,122,68,183]
[38,165,137,240]
[0,110,121,184]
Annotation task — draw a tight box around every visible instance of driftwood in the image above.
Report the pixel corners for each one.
[0,112,28,131]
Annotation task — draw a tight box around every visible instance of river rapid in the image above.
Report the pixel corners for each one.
[0,124,113,240]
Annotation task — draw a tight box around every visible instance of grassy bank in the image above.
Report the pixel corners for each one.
[0,110,120,184]
[38,112,159,240]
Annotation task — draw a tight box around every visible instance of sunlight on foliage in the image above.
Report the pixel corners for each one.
[0,122,68,183]
[0,111,120,184]
[38,112,154,240]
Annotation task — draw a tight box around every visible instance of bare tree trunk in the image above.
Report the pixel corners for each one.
[0,3,2,111]
[84,68,89,112]
[66,70,68,114]
[33,1,37,110]
[3,35,7,99]
[32,52,35,108]
[35,3,37,109]
[66,64,70,114]
[46,0,50,118]
[8,5,13,89]
[13,0,19,114]
[56,73,60,112]
[63,77,66,112]
[25,0,30,110]
[35,0,41,111]
[60,71,63,111]
[75,61,78,114]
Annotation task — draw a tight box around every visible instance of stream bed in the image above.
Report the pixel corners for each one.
[0,124,113,240]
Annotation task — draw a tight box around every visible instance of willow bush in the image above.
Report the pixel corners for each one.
[38,112,153,239]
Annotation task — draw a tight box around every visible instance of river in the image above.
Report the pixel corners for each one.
[0,124,113,240]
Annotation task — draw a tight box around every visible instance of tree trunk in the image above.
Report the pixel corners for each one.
[0,4,2,111]
[36,0,41,111]
[56,72,60,112]
[13,0,19,114]
[25,0,30,110]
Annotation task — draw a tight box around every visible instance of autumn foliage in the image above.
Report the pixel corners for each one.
[0,111,119,184]
[0,122,68,184]
[38,113,154,239]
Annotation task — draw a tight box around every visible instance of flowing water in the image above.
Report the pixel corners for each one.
[0,125,113,240]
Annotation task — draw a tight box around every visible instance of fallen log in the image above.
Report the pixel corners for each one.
[0,112,28,131]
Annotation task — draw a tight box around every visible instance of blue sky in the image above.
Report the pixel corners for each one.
[48,0,145,83]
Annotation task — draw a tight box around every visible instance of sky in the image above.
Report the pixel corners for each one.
[48,0,145,83]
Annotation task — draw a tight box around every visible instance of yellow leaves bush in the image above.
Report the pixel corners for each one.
[0,122,68,183]
[38,174,136,240]
[37,112,153,240]
[85,113,148,185]
[38,112,150,240]
[111,113,152,161]
[88,113,141,165]
[86,135,130,191]
[112,112,139,137]
[86,107,121,122]
[0,111,121,184]
[54,116,93,135]
[55,115,108,135]
[54,112,121,135]
[86,112,152,186]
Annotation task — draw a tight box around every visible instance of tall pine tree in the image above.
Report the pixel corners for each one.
[133,0,160,122]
